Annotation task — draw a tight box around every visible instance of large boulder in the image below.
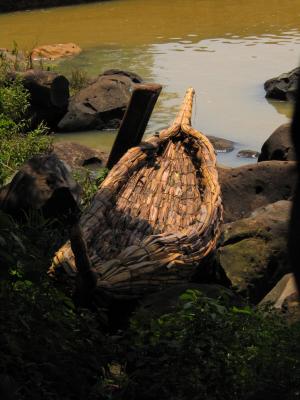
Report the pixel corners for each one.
[258,123,295,162]
[264,67,300,101]
[12,69,70,129]
[52,142,108,171]
[31,43,82,60]
[0,154,80,219]
[58,70,143,132]
[218,161,297,223]
[217,201,291,303]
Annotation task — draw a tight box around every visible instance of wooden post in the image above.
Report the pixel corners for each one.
[107,83,162,169]
[70,222,98,306]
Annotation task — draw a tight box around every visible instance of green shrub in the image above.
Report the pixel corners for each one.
[0,77,52,184]
[122,289,300,400]
[0,77,30,121]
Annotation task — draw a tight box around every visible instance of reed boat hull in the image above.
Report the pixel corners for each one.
[51,88,223,297]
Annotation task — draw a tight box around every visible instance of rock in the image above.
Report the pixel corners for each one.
[237,149,259,159]
[264,67,300,101]
[207,135,235,153]
[218,201,291,302]
[140,283,238,316]
[260,273,300,323]
[58,71,140,132]
[0,154,81,219]
[101,69,143,84]
[218,160,297,223]
[31,43,82,60]
[12,69,69,129]
[52,142,108,171]
[258,123,295,162]
[260,273,297,308]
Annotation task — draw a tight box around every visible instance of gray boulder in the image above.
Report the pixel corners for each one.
[264,67,300,101]
[258,123,295,162]
[217,201,291,302]
[52,142,108,171]
[218,160,297,223]
[58,71,142,132]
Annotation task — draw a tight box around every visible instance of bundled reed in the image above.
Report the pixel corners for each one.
[51,88,223,297]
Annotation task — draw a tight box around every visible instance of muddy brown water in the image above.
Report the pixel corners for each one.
[1,0,300,166]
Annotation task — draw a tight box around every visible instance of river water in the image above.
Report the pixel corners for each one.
[1,0,300,165]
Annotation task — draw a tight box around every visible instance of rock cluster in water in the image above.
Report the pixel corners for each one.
[264,67,300,101]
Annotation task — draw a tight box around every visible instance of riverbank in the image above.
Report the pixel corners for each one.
[0,0,109,13]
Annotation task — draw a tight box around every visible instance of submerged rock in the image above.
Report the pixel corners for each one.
[237,149,259,159]
[58,70,140,132]
[53,142,108,171]
[264,67,300,101]
[218,201,291,302]
[207,135,235,153]
[31,43,82,60]
[218,160,297,223]
[258,123,295,162]
[0,154,80,219]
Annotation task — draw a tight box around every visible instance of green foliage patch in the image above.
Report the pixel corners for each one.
[121,289,300,400]
[0,76,52,184]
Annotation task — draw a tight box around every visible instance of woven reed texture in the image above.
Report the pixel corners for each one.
[51,88,223,296]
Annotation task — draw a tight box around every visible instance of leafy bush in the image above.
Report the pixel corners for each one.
[0,77,29,120]
[0,77,52,184]
[122,289,300,400]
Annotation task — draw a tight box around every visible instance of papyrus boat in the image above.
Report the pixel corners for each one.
[52,88,223,296]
